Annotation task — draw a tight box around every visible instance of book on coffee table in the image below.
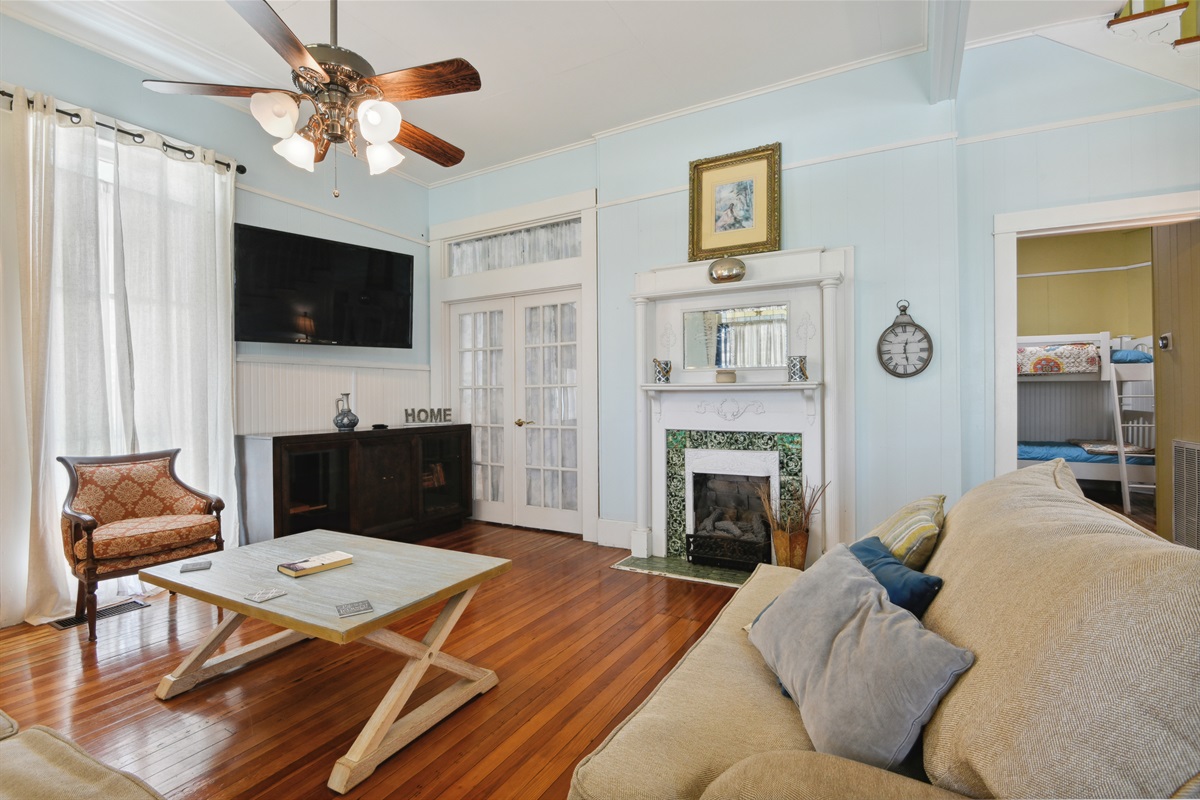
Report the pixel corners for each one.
[277,550,353,577]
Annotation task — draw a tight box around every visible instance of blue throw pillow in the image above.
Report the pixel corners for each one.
[848,536,943,617]
[1111,349,1153,363]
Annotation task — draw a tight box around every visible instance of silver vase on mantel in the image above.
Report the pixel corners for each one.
[708,257,746,284]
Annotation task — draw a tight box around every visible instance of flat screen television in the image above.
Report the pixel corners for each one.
[234,223,414,349]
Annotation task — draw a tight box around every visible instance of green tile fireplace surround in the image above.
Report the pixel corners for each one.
[665,429,803,558]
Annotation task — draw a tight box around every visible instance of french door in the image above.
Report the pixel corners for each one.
[451,289,584,534]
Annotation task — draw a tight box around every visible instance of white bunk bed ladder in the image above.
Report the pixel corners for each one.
[1109,363,1156,515]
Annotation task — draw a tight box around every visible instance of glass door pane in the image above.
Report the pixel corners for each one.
[451,299,513,524]
[515,291,582,531]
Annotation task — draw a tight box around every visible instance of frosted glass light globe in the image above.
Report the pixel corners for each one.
[250,92,299,138]
[357,100,402,144]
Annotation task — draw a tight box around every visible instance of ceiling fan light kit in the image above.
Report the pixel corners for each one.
[143,0,481,179]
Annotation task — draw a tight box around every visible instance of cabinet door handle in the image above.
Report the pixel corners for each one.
[514,419,537,427]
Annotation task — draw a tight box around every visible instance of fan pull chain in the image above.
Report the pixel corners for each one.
[332,145,340,198]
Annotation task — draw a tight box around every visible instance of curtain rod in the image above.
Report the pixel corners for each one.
[1,89,246,175]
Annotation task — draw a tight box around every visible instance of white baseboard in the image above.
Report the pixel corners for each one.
[596,518,634,551]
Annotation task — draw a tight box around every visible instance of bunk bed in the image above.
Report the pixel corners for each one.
[1016,332,1156,514]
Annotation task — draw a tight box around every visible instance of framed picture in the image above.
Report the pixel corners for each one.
[688,142,781,261]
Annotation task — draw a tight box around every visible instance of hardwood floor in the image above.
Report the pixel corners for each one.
[1077,481,1158,533]
[0,524,734,799]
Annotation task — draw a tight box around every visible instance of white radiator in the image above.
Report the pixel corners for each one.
[1175,440,1200,550]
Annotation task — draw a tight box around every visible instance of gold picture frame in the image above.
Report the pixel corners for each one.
[688,142,781,261]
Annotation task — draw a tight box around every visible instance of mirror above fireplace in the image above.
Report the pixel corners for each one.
[682,304,789,370]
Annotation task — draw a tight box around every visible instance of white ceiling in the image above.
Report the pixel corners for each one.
[2,0,1125,186]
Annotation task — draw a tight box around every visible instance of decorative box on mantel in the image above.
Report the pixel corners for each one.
[628,246,855,563]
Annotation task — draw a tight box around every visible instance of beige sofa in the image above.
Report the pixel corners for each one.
[570,460,1200,799]
[0,708,164,800]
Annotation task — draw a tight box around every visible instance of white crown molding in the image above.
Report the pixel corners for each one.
[592,44,928,142]
[426,138,596,189]
[964,13,1115,50]
[1,2,266,89]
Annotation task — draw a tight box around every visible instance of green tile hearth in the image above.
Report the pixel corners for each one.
[612,556,749,587]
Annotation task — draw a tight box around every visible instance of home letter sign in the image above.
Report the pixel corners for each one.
[404,408,452,424]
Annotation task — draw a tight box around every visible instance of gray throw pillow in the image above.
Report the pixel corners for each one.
[748,545,974,770]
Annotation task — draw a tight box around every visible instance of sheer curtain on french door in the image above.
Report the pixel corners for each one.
[452,290,583,534]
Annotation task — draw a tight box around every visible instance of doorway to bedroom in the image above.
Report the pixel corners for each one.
[1015,228,1157,529]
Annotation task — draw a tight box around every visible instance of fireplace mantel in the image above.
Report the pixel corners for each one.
[629,247,855,560]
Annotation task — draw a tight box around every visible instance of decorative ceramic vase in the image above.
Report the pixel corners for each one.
[708,257,747,284]
[333,392,359,432]
[787,355,808,382]
[653,358,672,384]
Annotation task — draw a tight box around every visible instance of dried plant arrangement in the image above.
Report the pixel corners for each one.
[754,479,830,569]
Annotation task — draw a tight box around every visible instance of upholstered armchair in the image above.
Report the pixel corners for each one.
[57,449,224,641]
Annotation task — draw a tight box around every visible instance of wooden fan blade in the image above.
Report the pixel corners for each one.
[393,120,465,167]
[143,80,295,98]
[368,58,481,102]
[227,0,329,83]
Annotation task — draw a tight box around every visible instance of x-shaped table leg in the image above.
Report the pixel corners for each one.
[327,585,496,794]
[155,612,310,700]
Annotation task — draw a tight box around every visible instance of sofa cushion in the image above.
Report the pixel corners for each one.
[0,725,164,800]
[568,564,812,800]
[870,495,945,569]
[921,459,1200,799]
[849,536,943,617]
[0,709,16,741]
[749,546,974,771]
[698,750,967,800]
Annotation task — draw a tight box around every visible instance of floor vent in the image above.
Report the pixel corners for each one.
[1174,440,1200,550]
[49,598,148,630]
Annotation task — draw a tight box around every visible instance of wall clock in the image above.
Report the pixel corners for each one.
[877,300,932,378]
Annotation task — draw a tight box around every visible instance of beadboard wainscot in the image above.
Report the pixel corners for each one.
[630,246,854,561]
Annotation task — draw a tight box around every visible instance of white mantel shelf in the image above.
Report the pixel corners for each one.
[631,273,843,302]
[640,383,820,392]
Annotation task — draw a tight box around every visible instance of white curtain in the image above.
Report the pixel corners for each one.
[449,217,581,276]
[0,86,237,627]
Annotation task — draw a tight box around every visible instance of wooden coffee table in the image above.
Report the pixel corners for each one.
[139,529,511,793]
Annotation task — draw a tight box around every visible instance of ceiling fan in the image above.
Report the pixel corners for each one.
[143,0,480,173]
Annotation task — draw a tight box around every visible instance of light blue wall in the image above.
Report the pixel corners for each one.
[0,16,432,366]
[955,38,1200,490]
[8,14,1200,534]
[429,39,1199,533]
[592,53,963,528]
[429,144,597,226]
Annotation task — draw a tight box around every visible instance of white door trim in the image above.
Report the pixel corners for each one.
[992,190,1200,477]
[430,191,599,542]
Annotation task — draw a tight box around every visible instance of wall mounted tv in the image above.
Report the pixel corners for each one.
[234,223,414,349]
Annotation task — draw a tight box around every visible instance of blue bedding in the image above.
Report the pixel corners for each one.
[1018,441,1154,466]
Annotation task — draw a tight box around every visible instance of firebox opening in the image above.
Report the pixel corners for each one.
[687,472,773,571]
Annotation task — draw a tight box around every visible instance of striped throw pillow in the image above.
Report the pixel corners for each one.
[870,495,946,569]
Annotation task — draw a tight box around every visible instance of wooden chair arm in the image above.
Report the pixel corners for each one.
[62,508,98,535]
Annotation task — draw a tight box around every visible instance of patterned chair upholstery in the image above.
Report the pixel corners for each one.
[57,449,223,641]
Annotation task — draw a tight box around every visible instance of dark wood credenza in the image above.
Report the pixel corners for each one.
[237,425,472,545]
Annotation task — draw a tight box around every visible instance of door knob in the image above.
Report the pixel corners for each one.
[514,419,536,427]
